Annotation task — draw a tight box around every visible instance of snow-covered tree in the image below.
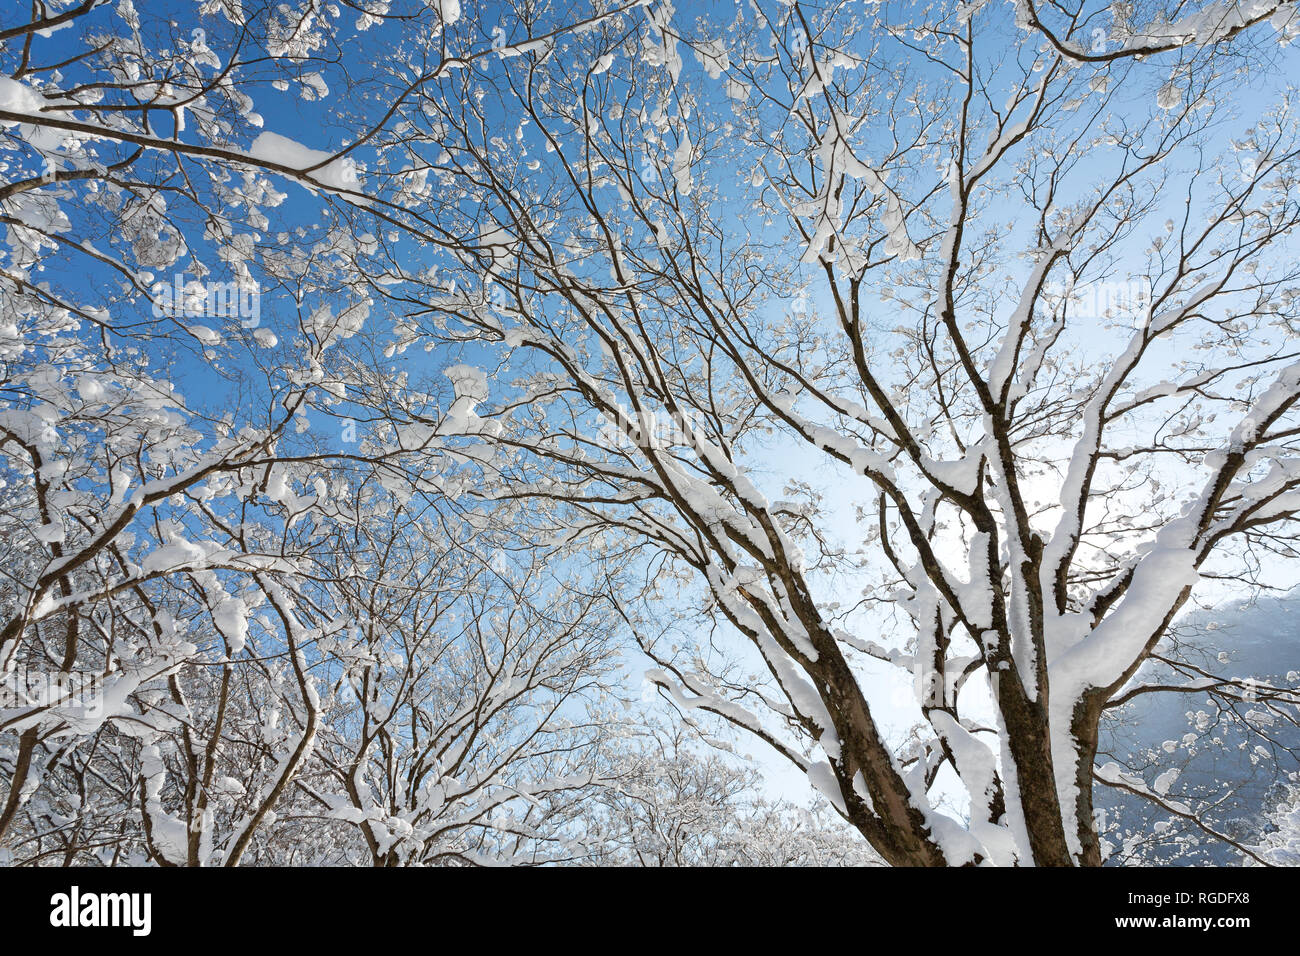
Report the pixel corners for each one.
[7,0,1300,868]
[1252,776,1300,865]
[301,486,619,866]
[0,0,628,865]
[580,720,880,866]
[330,0,1300,864]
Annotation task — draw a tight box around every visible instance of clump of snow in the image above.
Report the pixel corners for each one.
[0,77,45,122]
[247,132,364,197]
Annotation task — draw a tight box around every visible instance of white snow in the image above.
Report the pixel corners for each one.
[246,132,364,196]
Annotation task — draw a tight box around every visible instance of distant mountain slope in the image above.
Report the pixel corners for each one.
[1098,592,1300,865]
